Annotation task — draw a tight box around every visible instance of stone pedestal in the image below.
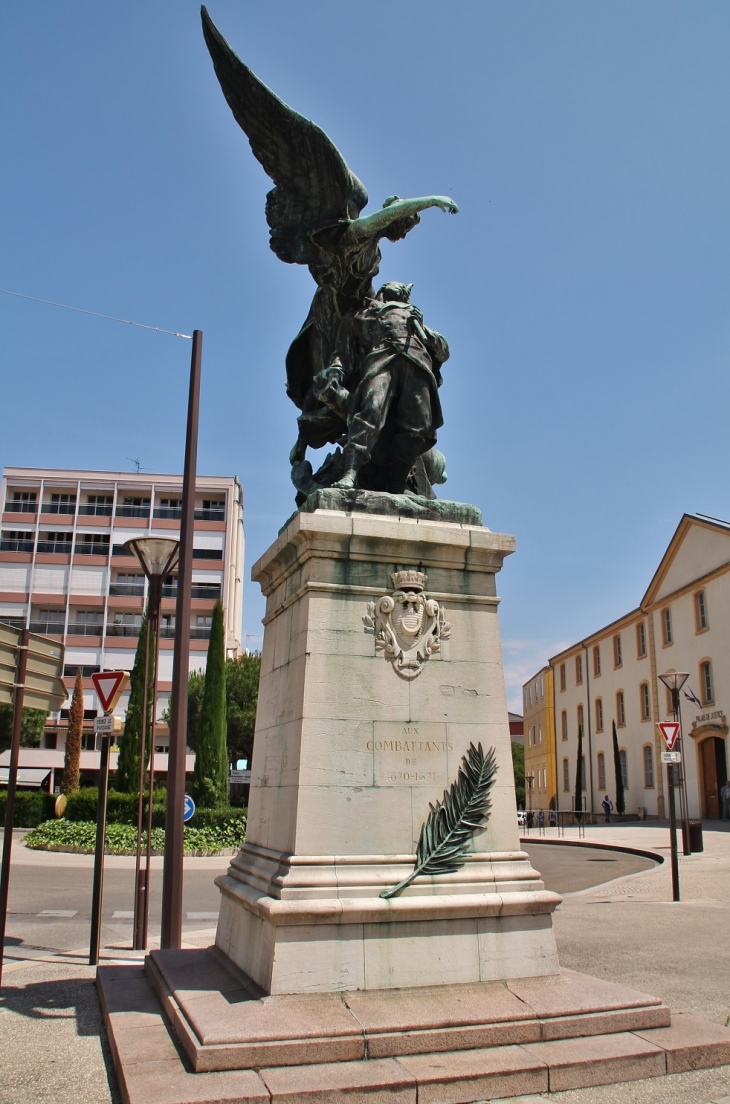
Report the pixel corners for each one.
[215,509,560,994]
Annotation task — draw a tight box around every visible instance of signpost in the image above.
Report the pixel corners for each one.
[0,624,66,987]
[183,794,195,823]
[88,671,128,966]
[658,719,681,902]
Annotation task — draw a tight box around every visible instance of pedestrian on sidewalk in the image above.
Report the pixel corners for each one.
[720,780,730,821]
[602,794,613,823]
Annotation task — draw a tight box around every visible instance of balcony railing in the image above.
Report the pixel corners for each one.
[153,507,182,519]
[75,541,110,556]
[0,539,34,553]
[5,502,37,513]
[42,503,76,514]
[194,508,225,522]
[28,620,65,635]
[112,545,133,557]
[109,583,145,597]
[115,505,150,518]
[161,583,221,600]
[105,623,210,639]
[0,617,25,630]
[37,540,72,555]
[78,504,113,516]
[68,623,103,636]
[106,623,143,637]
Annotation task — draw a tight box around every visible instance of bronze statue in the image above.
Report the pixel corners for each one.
[202,8,458,503]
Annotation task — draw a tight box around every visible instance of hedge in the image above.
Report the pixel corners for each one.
[23,817,247,856]
[0,790,56,828]
[0,785,246,832]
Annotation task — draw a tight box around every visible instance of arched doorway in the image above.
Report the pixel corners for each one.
[699,736,728,818]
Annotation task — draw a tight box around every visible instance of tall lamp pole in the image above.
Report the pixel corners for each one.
[125,537,179,950]
[161,329,202,949]
[658,670,689,900]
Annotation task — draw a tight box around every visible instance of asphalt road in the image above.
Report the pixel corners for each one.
[4,858,226,959]
[1,841,656,962]
[523,841,656,894]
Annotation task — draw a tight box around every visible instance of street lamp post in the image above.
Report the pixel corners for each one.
[658,670,689,901]
[125,537,179,950]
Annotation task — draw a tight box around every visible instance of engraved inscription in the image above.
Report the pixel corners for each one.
[370,721,450,787]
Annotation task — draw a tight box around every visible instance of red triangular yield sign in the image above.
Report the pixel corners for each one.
[92,670,129,713]
[658,721,680,750]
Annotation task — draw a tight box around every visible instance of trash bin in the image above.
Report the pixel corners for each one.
[688,820,703,853]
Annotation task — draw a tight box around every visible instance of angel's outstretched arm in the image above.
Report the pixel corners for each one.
[348,195,458,242]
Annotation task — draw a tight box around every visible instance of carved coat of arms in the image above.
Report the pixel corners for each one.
[363,570,451,679]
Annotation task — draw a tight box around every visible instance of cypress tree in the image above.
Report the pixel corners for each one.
[62,668,84,794]
[116,615,154,793]
[612,720,625,815]
[574,723,584,819]
[192,601,228,807]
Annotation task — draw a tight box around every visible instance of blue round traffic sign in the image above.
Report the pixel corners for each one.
[183,794,195,823]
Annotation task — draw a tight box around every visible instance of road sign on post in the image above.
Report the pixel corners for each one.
[183,795,195,823]
[658,721,680,751]
[91,671,129,715]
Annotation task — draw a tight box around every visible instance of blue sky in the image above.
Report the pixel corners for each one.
[2,2,730,708]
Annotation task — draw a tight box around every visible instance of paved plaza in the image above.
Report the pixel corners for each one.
[1,823,729,1103]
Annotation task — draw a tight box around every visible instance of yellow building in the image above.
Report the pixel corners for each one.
[522,665,557,814]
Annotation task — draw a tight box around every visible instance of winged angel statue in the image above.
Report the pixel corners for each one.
[202,8,458,502]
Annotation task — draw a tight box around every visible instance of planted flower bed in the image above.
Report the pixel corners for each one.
[23,816,246,856]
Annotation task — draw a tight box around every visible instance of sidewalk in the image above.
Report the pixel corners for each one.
[2,825,730,1103]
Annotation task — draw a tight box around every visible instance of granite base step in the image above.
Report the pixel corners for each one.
[143,947,672,1072]
[96,956,730,1104]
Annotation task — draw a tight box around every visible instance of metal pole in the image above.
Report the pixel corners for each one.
[668,762,680,901]
[161,329,202,949]
[141,580,162,949]
[89,731,111,965]
[676,695,691,855]
[0,628,29,989]
[133,615,153,950]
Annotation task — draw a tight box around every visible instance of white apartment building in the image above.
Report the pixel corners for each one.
[546,514,730,821]
[0,466,244,786]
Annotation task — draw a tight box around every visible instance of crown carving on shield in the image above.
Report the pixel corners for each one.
[391,569,427,592]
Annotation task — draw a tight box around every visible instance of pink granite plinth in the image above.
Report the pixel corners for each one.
[96,953,730,1104]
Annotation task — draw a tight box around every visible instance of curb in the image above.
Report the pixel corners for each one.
[521,835,665,865]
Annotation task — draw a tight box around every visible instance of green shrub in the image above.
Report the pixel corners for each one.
[0,790,56,828]
[65,787,168,826]
[23,817,246,855]
[186,806,246,830]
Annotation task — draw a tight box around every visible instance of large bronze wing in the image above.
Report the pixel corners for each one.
[201,7,368,265]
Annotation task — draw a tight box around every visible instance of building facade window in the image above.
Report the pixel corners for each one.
[662,607,673,646]
[616,690,626,727]
[598,751,606,791]
[561,711,568,741]
[563,758,570,791]
[637,621,646,657]
[595,697,603,731]
[640,682,651,721]
[577,703,584,735]
[700,660,714,706]
[540,676,544,698]
[614,634,622,668]
[593,645,601,677]
[619,748,628,788]
[560,663,566,692]
[575,654,583,685]
[643,744,654,788]
[695,590,708,632]
[538,722,542,744]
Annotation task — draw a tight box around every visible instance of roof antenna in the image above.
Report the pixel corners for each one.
[127,458,142,473]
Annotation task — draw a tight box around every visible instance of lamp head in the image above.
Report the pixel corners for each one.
[124,537,179,580]
[658,671,689,692]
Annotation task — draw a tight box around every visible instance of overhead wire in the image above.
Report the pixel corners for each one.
[0,287,192,339]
